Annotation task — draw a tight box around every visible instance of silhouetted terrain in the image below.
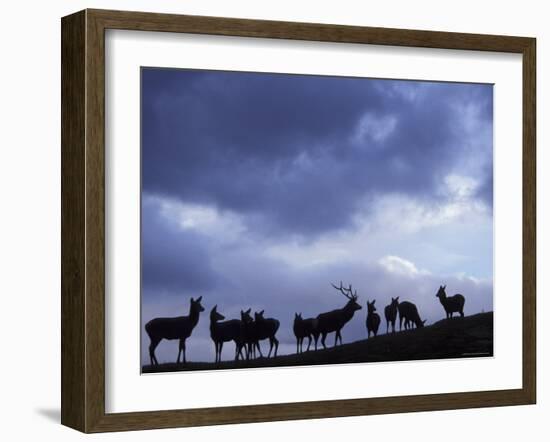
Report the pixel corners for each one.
[142,312,493,373]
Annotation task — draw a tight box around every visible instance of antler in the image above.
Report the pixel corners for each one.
[331,281,357,300]
[349,285,358,301]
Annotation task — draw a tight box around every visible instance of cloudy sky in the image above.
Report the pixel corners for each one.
[140,67,493,366]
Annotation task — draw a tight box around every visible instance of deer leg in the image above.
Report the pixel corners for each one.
[235,341,243,361]
[149,338,160,366]
[178,339,186,364]
[306,335,312,352]
[256,341,263,358]
[268,339,273,358]
[321,333,327,349]
[273,337,279,357]
[219,341,224,362]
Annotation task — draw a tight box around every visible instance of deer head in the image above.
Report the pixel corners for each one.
[210,305,225,322]
[241,308,253,324]
[436,285,447,299]
[191,296,205,313]
[367,300,377,313]
[254,310,265,321]
[331,281,362,312]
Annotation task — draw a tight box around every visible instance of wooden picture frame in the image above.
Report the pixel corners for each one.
[61,8,536,433]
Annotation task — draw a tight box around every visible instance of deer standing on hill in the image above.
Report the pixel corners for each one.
[253,310,280,358]
[316,282,362,348]
[398,301,426,330]
[435,285,465,319]
[384,297,399,334]
[145,296,205,365]
[366,300,381,338]
[240,308,258,360]
[209,305,245,363]
[293,313,319,353]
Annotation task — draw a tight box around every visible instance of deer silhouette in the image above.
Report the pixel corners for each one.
[366,300,381,338]
[240,308,261,360]
[398,301,426,330]
[253,310,280,358]
[293,313,319,353]
[145,296,205,365]
[384,297,399,334]
[209,305,245,363]
[435,285,465,319]
[316,281,362,348]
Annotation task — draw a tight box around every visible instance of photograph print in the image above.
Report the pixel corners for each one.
[140,67,494,374]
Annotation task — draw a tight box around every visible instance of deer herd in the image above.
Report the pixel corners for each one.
[145,283,466,366]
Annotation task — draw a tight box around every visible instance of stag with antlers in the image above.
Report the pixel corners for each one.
[315,282,362,348]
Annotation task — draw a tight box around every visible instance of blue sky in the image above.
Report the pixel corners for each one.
[140,68,493,366]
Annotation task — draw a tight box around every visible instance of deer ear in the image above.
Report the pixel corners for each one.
[246,308,251,314]
[260,309,264,315]
[197,296,203,302]
[372,300,376,305]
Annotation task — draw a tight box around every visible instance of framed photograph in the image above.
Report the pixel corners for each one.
[61,9,536,433]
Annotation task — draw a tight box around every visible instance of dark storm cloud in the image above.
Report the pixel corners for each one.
[141,196,221,293]
[141,69,493,238]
